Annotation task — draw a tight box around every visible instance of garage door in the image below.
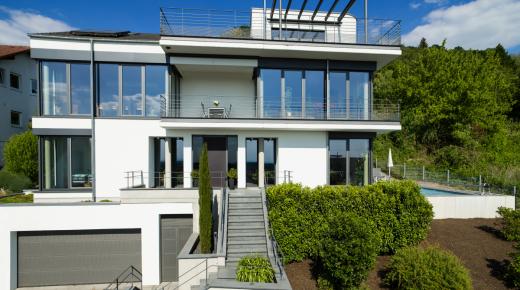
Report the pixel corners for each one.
[18,229,141,287]
[161,215,193,282]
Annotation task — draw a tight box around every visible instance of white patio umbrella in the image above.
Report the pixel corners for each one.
[387,148,394,178]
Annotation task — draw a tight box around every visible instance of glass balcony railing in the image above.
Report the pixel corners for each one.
[160,7,401,46]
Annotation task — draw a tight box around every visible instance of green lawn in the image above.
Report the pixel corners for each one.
[0,194,33,203]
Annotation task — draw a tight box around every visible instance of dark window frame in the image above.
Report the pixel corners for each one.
[10,110,21,127]
[10,72,20,90]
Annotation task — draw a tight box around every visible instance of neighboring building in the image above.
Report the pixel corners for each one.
[0,46,38,167]
[0,1,402,289]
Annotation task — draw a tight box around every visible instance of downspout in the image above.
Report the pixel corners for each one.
[90,38,96,202]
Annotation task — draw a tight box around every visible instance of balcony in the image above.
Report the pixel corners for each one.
[159,7,401,46]
[160,95,400,122]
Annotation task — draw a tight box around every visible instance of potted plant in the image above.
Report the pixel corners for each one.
[213,100,220,107]
[227,168,237,189]
[191,170,199,188]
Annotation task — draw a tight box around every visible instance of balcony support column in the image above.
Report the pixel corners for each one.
[165,137,172,188]
[258,138,265,188]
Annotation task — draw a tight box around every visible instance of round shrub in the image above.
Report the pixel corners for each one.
[236,255,275,283]
[3,130,38,183]
[0,170,33,193]
[507,244,520,287]
[319,213,381,289]
[384,246,472,290]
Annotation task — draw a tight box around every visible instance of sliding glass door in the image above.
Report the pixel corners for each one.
[329,137,370,186]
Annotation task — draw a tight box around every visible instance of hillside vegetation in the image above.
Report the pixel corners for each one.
[374,40,520,188]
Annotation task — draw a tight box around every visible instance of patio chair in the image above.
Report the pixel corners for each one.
[201,102,208,118]
[225,104,232,118]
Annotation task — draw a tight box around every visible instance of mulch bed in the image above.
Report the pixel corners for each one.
[285,219,516,290]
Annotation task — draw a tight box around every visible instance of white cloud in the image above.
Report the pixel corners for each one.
[0,6,75,45]
[403,0,520,50]
[410,3,422,10]
[423,0,446,4]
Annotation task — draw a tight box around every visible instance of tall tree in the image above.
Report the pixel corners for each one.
[198,143,213,253]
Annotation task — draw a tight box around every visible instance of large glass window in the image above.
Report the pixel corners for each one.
[122,65,142,116]
[70,63,91,115]
[146,65,166,117]
[264,139,277,185]
[71,137,92,188]
[42,136,92,189]
[227,136,238,173]
[329,72,347,119]
[329,138,370,186]
[98,64,119,117]
[262,69,282,118]
[350,72,370,120]
[284,71,302,118]
[153,137,183,188]
[42,62,68,115]
[246,138,258,187]
[272,29,325,42]
[305,71,325,119]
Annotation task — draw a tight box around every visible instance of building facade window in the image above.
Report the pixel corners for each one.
[98,63,119,117]
[31,79,37,94]
[42,136,92,189]
[10,111,21,127]
[272,29,325,42]
[0,68,5,85]
[42,61,91,115]
[329,137,370,186]
[152,137,183,188]
[10,72,20,89]
[145,65,167,117]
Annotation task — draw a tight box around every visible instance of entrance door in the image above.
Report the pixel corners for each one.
[205,137,227,187]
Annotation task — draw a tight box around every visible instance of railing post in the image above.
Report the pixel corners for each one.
[447,170,450,185]
[403,163,406,179]
[479,175,482,193]
[126,172,129,188]
[422,166,425,181]
[514,186,517,197]
[131,171,135,188]
[205,259,208,286]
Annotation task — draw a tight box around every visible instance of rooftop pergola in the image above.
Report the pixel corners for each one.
[267,0,361,24]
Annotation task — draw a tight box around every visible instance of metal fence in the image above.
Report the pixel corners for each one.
[376,161,517,196]
[123,171,227,189]
[160,7,401,46]
[160,95,400,121]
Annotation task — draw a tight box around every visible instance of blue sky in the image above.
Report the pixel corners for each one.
[1,0,519,53]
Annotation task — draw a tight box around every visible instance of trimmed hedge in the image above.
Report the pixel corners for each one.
[0,170,32,194]
[384,246,472,290]
[497,207,520,241]
[266,180,433,262]
[319,213,381,289]
[507,244,520,287]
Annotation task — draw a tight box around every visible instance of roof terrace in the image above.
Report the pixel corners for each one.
[160,0,401,46]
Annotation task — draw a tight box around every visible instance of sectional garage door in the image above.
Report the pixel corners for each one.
[161,215,193,282]
[17,229,141,287]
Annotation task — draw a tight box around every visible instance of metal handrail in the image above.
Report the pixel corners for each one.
[105,265,142,290]
[261,186,286,280]
[161,258,219,290]
[123,171,227,189]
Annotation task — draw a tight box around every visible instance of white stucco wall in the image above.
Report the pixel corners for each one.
[427,195,516,219]
[0,202,193,290]
[0,52,37,167]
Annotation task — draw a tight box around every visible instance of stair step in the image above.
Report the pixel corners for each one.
[229,197,262,203]
[229,193,261,197]
[227,238,266,245]
[228,215,264,222]
[228,223,264,230]
[228,209,263,216]
[228,230,266,238]
[227,252,268,259]
[228,246,267,253]
[229,203,262,209]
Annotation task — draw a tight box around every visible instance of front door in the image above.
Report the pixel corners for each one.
[205,136,227,187]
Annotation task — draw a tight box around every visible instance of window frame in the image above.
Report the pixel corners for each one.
[0,67,5,86]
[39,135,93,191]
[10,110,22,127]
[30,78,38,95]
[10,72,21,90]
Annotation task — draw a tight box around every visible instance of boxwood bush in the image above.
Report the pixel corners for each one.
[384,246,472,290]
[266,180,433,262]
[319,213,381,289]
[235,255,275,283]
[497,207,520,241]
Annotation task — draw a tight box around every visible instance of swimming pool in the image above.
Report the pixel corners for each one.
[420,187,470,196]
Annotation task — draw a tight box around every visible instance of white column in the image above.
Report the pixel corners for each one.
[183,134,192,188]
[237,136,246,188]
[44,139,51,189]
[258,138,265,188]
[165,138,172,188]
[141,215,161,286]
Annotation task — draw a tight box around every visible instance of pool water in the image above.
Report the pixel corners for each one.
[420,187,469,196]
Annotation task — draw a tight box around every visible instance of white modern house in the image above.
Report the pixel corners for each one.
[0,46,38,167]
[0,1,402,289]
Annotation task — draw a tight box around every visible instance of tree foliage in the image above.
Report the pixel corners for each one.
[198,143,213,253]
[374,42,520,187]
[3,130,38,183]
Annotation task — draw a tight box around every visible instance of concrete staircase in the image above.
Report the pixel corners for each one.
[218,189,269,279]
